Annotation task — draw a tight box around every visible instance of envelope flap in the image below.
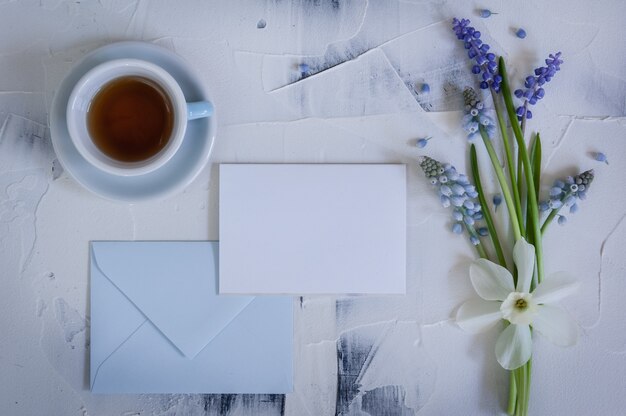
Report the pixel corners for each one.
[91,241,254,358]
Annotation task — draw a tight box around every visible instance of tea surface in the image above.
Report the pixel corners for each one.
[87,76,174,162]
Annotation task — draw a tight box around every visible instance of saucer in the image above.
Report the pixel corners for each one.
[50,41,216,203]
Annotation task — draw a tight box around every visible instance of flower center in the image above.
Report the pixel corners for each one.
[500,292,538,326]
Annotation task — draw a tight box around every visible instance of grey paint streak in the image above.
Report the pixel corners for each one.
[362,386,414,416]
[335,320,415,415]
[200,394,285,415]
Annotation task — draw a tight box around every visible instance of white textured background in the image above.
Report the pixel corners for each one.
[1,0,625,415]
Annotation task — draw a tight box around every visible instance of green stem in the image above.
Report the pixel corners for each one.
[531,134,542,198]
[490,89,525,234]
[524,357,533,414]
[541,209,558,233]
[541,191,571,235]
[514,368,521,415]
[499,57,544,284]
[517,150,525,235]
[507,371,517,415]
[479,127,523,242]
[474,241,488,259]
[470,145,508,268]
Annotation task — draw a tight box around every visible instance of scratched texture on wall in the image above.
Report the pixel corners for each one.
[1,0,626,415]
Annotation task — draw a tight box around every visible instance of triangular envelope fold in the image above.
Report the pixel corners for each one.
[91,241,254,358]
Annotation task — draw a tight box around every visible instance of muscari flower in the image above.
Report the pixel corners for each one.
[514,52,563,120]
[419,156,484,245]
[493,193,503,211]
[452,18,502,91]
[462,87,496,141]
[540,169,594,222]
[456,238,579,370]
[416,136,432,148]
[594,152,609,165]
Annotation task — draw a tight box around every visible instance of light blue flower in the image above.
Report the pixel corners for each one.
[463,87,496,141]
[594,152,609,165]
[419,156,485,245]
[540,169,594,225]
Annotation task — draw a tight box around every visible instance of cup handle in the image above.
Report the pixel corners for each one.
[186,101,213,120]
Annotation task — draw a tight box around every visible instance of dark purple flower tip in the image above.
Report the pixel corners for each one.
[480,44,490,52]
[514,89,524,98]
[526,110,532,119]
[535,88,545,99]
[528,97,537,105]
[493,75,502,83]
[486,53,496,61]
[471,65,481,74]
[482,72,491,81]
[473,31,481,38]
[480,81,489,89]
[487,62,497,73]
[516,106,526,116]
[516,28,527,39]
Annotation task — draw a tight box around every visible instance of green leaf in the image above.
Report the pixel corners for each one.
[470,145,507,268]
[532,134,542,197]
[499,57,545,284]
[490,88,525,236]
[525,134,542,246]
[479,126,523,242]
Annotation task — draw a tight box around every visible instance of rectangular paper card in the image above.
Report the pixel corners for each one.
[219,164,406,294]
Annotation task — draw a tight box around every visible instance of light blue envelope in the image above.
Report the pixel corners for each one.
[90,241,293,394]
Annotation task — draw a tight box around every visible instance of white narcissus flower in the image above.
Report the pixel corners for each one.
[456,238,579,370]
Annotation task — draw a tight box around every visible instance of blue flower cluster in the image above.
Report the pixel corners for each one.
[419,156,486,245]
[462,87,496,141]
[514,52,563,120]
[540,169,594,224]
[452,18,502,91]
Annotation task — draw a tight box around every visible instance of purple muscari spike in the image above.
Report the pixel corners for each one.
[452,18,501,92]
[514,52,563,120]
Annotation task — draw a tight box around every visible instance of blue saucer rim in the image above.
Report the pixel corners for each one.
[49,41,216,203]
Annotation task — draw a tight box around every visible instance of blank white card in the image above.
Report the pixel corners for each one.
[219,164,406,294]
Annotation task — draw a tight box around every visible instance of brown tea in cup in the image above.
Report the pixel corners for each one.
[87,76,174,162]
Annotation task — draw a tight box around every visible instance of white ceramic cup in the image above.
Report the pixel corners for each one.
[67,58,213,177]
